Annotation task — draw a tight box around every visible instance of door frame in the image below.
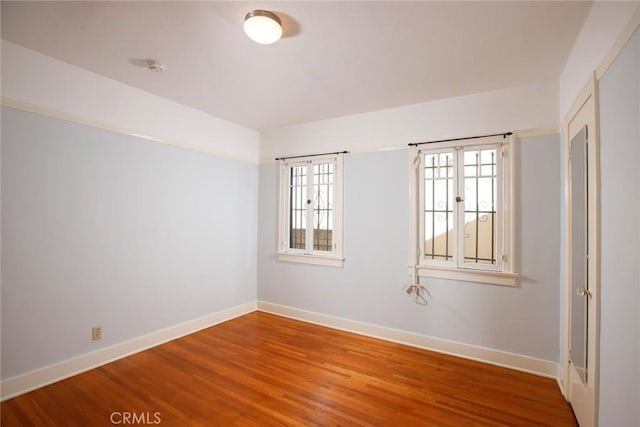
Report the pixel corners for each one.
[562,73,601,426]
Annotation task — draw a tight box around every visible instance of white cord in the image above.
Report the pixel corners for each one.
[406,283,430,305]
[405,150,430,305]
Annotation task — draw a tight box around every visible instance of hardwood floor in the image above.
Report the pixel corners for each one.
[1,312,576,426]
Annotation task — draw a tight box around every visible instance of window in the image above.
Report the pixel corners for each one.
[278,154,344,267]
[410,135,517,286]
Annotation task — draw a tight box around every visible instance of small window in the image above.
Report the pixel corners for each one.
[278,154,344,267]
[411,135,517,285]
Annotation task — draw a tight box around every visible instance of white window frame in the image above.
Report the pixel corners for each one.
[278,154,344,267]
[410,135,517,286]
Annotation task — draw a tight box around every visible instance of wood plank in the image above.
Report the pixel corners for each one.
[1,312,577,426]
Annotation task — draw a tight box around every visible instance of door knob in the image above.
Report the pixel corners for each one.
[576,288,592,298]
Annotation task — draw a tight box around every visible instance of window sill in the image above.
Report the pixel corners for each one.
[278,253,344,268]
[410,266,518,287]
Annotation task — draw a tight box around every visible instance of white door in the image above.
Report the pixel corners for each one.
[566,78,599,426]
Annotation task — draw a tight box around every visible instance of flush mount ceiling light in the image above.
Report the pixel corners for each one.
[244,10,282,44]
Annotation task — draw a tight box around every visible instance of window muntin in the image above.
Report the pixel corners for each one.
[289,165,307,250]
[423,150,455,263]
[312,163,334,251]
[460,146,500,268]
[279,154,343,265]
[416,138,512,276]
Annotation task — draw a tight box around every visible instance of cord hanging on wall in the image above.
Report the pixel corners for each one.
[405,152,430,305]
[404,283,430,305]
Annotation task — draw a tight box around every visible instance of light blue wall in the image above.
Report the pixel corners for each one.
[2,105,564,380]
[1,107,259,379]
[258,150,409,325]
[258,135,562,362]
[597,28,640,427]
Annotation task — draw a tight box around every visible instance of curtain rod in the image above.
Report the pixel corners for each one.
[275,150,349,161]
[408,132,513,147]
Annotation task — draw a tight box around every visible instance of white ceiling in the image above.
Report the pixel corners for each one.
[1,1,591,131]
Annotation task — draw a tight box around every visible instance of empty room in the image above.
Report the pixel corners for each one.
[1,1,639,426]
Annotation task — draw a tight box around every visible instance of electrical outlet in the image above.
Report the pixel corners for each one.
[92,326,102,341]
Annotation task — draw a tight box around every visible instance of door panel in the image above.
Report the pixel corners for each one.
[566,79,599,427]
[570,125,588,385]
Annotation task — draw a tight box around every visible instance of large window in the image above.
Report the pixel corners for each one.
[278,154,344,267]
[411,135,516,285]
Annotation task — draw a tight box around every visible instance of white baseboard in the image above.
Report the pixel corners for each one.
[557,375,568,400]
[1,301,257,401]
[257,301,559,379]
[3,300,560,401]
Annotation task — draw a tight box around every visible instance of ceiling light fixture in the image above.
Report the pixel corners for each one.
[244,10,282,44]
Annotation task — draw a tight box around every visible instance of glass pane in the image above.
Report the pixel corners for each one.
[423,152,454,261]
[289,165,307,250]
[313,162,334,252]
[462,148,497,265]
[570,126,588,385]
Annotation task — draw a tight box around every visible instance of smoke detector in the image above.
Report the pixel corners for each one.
[146,59,165,72]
